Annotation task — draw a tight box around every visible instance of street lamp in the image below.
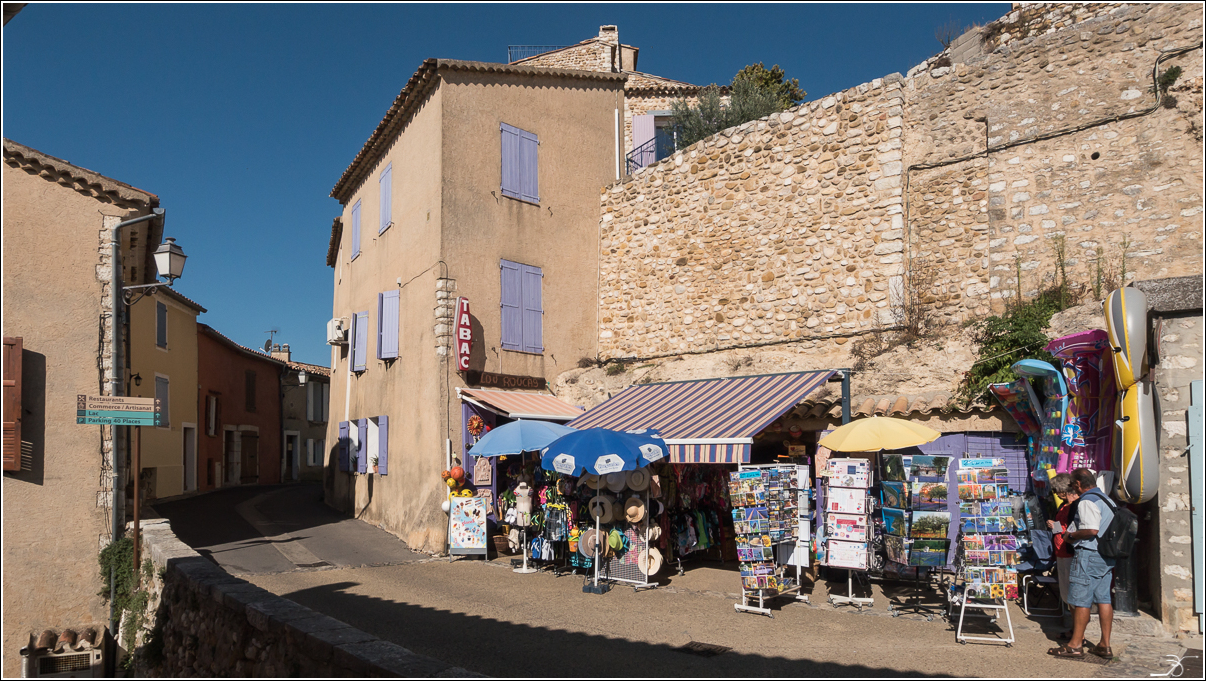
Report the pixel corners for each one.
[152,237,187,285]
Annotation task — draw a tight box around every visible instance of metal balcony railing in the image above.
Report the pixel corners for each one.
[626,134,678,175]
[507,45,571,63]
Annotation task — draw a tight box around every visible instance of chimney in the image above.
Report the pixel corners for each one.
[270,343,291,362]
[598,25,618,43]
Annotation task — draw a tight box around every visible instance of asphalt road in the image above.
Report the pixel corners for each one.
[154,483,424,575]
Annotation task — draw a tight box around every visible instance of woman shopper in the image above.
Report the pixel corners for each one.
[1046,473,1077,639]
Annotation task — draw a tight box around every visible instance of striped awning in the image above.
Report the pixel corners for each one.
[459,388,584,420]
[567,371,836,463]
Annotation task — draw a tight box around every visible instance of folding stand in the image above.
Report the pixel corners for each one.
[828,569,874,610]
[955,595,1015,646]
[734,552,810,617]
[888,567,943,621]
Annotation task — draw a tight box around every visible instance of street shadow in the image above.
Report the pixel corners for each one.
[155,483,344,552]
[276,579,956,678]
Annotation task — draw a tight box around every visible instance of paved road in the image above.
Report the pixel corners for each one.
[154,483,424,575]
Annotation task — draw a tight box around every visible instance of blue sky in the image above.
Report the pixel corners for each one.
[3,3,1009,366]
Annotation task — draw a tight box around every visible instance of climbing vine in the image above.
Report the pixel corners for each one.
[97,538,154,669]
[958,287,1068,404]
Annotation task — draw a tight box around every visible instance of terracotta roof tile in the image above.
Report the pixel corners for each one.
[4,138,158,208]
[326,216,342,268]
[199,324,285,368]
[287,360,330,378]
[790,388,997,422]
[20,628,100,656]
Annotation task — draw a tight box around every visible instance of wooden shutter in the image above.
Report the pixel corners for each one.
[519,129,539,204]
[378,290,399,359]
[3,337,21,471]
[207,395,217,436]
[379,164,392,233]
[351,201,362,258]
[317,438,325,467]
[338,421,350,471]
[156,302,168,348]
[155,376,171,427]
[306,382,314,422]
[521,264,544,353]
[245,370,256,412]
[500,123,521,199]
[354,311,369,371]
[631,114,656,169]
[322,383,329,423]
[378,415,388,475]
[357,419,368,473]
[500,260,522,350]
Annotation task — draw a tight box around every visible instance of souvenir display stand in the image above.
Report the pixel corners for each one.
[822,458,875,610]
[879,451,951,620]
[597,489,656,592]
[727,463,811,617]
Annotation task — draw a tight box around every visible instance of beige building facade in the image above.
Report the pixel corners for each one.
[325,60,625,553]
[2,139,164,676]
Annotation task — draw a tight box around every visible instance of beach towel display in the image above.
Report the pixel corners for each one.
[1046,330,1116,473]
[1010,359,1070,489]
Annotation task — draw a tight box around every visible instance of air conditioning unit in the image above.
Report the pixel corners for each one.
[32,649,104,678]
[21,629,106,678]
[326,318,348,345]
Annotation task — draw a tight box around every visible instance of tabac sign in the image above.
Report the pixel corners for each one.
[455,297,472,372]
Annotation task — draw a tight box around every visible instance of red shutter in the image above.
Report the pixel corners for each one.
[3,337,22,471]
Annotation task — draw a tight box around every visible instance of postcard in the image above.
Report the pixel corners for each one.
[827,458,871,488]
[957,470,978,484]
[911,481,948,511]
[909,511,950,539]
[745,506,769,522]
[1005,584,1019,600]
[826,540,869,570]
[960,502,980,518]
[910,455,950,482]
[882,454,907,482]
[966,549,990,565]
[960,517,978,534]
[882,507,908,536]
[881,481,907,509]
[963,535,985,551]
[884,535,908,564]
[958,457,1005,469]
[826,513,869,542]
[958,484,981,501]
[981,484,999,501]
[909,539,948,567]
[827,487,867,514]
[983,516,1002,533]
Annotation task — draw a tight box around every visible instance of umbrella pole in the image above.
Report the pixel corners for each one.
[594,512,600,588]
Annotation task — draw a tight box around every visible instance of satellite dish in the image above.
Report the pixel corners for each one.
[263,339,272,353]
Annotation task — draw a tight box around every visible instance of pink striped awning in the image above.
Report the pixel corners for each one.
[567,371,835,463]
[460,389,584,420]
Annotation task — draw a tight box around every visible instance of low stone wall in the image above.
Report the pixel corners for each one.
[131,519,474,677]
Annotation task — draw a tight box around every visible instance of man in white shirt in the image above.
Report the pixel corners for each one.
[1049,468,1115,660]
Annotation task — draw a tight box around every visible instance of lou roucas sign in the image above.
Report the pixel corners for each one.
[76,395,160,426]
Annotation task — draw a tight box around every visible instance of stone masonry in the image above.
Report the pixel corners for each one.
[596,3,1204,360]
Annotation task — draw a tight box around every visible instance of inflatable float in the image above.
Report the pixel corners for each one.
[1012,359,1070,476]
[1104,287,1148,390]
[1046,330,1115,472]
[1113,379,1159,504]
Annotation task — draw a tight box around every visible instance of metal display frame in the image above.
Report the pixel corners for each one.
[599,491,657,591]
[733,462,811,618]
[821,459,874,610]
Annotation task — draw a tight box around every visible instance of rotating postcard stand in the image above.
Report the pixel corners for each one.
[730,463,812,618]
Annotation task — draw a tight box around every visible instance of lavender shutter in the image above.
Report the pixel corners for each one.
[378,290,399,359]
[631,114,656,169]
[379,164,392,233]
[351,201,362,258]
[377,415,388,475]
[156,301,168,347]
[500,123,520,199]
[357,419,368,473]
[500,260,522,350]
[354,311,368,371]
[338,421,350,471]
[521,264,543,353]
[519,129,539,204]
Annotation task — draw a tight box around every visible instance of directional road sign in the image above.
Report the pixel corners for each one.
[76,395,161,426]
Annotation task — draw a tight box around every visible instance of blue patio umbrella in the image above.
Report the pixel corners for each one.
[540,427,667,476]
[467,419,577,458]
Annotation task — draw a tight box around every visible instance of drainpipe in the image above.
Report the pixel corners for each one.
[109,208,164,545]
[840,368,851,425]
[279,366,286,483]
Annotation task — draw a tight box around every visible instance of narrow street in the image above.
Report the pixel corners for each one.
[156,484,1193,678]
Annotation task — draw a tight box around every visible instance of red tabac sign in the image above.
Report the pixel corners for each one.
[455,297,472,372]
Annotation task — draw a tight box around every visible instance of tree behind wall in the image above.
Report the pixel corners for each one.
[670,64,804,150]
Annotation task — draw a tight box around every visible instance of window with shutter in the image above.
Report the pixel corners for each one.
[245,370,256,412]
[306,382,314,422]
[357,419,368,473]
[206,395,218,436]
[351,201,362,259]
[321,383,329,423]
[156,302,168,348]
[500,260,542,353]
[377,290,399,359]
[3,336,22,471]
[500,123,538,204]
[155,376,171,428]
[317,438,325,467]
[379,164,393,233]
[306,439,315,467]
[338,421,350,471]
[353,311,369,371]
[521,264,544,353]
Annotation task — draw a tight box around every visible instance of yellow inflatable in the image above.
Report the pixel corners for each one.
[1113,379,1159,503]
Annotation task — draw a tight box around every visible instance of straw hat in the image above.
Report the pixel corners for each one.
[638,547,664,576]
[624,496,647,524]
[605,472,627,493]
[580,473,604,490]
[588,495,614,524]
[579,528,601,558]
[626,468,651,492]
[647,524,662,541]
[608,528,624,552]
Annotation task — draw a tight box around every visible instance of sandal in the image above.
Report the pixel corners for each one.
[1048,644,1085,658]
[1089,644,1113,659]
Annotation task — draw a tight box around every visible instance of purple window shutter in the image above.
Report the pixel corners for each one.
[500,123,520,199]
[521,264,543,353]
[379,164,392,233]
[631,114,656,169]
[378,415,389,475]
[519,129,539,204]
[357,419,368,473]
[500,260,522,350]
[354,311,368,371]
[351,201,362,258]
[378,290,399,359]
[338,421,350,472]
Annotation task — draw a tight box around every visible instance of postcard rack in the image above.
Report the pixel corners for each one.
[730,463,811,617]
[821,458,875,610]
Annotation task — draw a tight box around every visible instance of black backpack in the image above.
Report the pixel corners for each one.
[1078,491,1138,559]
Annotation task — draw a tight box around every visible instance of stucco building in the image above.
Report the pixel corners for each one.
[272,344,331,483]
[2,139,164,676]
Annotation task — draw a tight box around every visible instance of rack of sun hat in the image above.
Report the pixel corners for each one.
[599,468,659,590]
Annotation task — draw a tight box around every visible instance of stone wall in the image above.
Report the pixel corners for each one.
[128,519,473,676]
[595,2,1204,360]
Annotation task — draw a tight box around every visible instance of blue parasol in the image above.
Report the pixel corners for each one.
[539,427,667,476]
[468,420,577,458]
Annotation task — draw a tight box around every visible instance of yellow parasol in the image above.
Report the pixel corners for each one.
[818,416,941,452]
